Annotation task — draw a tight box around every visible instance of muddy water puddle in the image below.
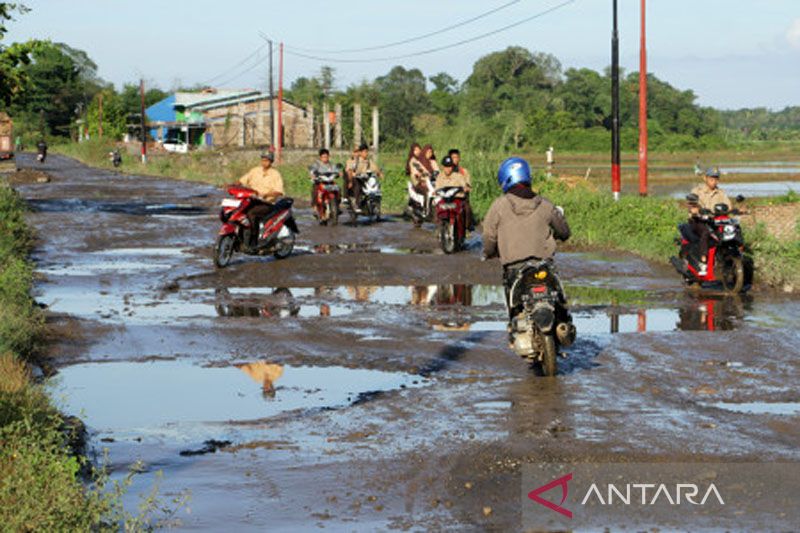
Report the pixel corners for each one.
[38,247,192,277]
[52,360,429,442]
[707,401,800,416]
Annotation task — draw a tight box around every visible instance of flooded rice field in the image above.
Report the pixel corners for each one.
[17,154,800,531]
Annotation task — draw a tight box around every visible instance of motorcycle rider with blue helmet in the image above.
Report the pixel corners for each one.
[483,157,573,335]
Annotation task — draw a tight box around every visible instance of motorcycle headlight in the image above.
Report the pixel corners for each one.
[722,225,736,240]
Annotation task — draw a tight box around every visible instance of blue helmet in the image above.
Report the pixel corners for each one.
[497,157,531,193]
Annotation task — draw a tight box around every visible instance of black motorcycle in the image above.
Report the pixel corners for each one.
[506,259,575,376]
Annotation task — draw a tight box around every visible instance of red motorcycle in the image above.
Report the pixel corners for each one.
[670,196,746,293]
[213,185,298,268]
[312,170,341,226]
[434,186,467,254]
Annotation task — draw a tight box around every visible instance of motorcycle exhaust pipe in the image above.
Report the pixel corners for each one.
[556,322,576,347]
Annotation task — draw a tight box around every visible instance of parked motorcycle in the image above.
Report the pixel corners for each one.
[213,185,298,268]
[407,171,439,227]
[433,186,467,254]
[349,172,382,224]
[312,170,341,226]
[670,195,746,293]
[506,259,576,376]
[109,149,122,168]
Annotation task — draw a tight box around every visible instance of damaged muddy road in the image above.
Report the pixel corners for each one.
[19,154,800,531]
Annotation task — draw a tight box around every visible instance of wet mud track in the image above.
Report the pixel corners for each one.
[18,154,800,531]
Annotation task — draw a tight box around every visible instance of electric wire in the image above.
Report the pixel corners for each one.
[200,42,269,86]
[280,0,576,64]
[285,0,523,54]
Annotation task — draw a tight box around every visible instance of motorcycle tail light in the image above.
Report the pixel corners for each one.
[531,285,547,293]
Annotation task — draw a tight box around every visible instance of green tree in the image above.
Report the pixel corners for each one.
[373,65,429,141]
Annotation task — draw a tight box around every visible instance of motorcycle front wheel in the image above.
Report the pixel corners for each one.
[329,199,339,226]
[439,221,456,254]
[273,232,295,260]
[717,254,744,293]
[214,234,236,268]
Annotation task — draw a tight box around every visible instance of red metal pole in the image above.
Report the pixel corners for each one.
[638,0,648,196]
[277,42,284,163]
[140,79,147,164]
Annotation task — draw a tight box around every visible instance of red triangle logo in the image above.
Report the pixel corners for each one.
[527,473,573,518]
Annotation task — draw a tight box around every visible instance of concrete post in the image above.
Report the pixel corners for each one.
[305,104,314,148]
[257,99,266,146]
[372,107,379,157]
[239,103,246,147]
[323,101,330,150]
[272,98,278,150]
[334,103,342,149]
[353,103,362,147]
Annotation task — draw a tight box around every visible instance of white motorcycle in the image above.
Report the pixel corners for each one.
[350,172,382,224]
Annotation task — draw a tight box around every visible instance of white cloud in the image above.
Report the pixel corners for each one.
[787,18,800,49]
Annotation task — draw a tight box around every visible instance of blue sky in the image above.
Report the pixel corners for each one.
[5,0,800,110]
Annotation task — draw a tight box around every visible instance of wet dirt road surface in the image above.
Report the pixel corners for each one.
[18,154,800,531]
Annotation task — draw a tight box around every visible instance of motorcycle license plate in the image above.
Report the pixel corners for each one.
[530,285,548,297]
[441,203,456,209]
[323,184,339,191]
[221,198,241,208]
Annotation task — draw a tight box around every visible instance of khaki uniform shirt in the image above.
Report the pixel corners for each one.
[435,170,467,191]
[239,166,284,202]
[354,156,380,176]
[691,184,731,211]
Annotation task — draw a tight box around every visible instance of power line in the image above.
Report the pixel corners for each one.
[282,0,577,64]
[286,0,523,54]
[200,42,269,86]
[215,46,277,87]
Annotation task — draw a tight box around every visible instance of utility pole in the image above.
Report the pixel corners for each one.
[268,39,275,150]
[638,0,649,196]
[372,107,379,160]
[98,93,103,139]
[611,0,621,201]
[140,79,147,164]
[277,42,284,163]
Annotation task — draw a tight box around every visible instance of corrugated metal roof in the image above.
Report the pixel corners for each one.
[176,89,259,108]
[190,93,303,112]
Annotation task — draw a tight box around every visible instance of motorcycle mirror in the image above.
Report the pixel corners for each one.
[686,193,699,203]
[335,163,343,170]
[735,194,746,203]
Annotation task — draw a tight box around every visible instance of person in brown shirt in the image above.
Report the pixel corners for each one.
[435,156,474,231]
[448,148,474,229]
[238,152,284,244]
[350,143,382,210]
[687,167,732,275]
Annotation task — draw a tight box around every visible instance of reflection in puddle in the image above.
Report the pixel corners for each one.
[707,402,800,416]
[311,243,435,255]
[53,360,427,437]
[38,247,188,276]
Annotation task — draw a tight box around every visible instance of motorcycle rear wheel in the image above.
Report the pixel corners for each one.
[214,234,235,268]
[539,334,558,377]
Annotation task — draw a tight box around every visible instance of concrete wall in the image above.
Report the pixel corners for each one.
[741,203,800,239]
[201,98,312,149]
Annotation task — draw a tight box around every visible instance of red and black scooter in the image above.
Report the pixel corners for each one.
[213,185,298,268]
[670,195,746,293]
[312,170,341,226]
[433,186,467,254]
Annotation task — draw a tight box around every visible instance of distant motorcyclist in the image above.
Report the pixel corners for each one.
[349,143,382,212]
[308,148,340,204]
[448,148,474,230]
[435,156,474,232]
[36,139,48,162]
[688,167,732,276]
[482,157,571,316]
[237,151,284,245]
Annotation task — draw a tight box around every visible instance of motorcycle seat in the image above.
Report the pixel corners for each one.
[274,197,294,210]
